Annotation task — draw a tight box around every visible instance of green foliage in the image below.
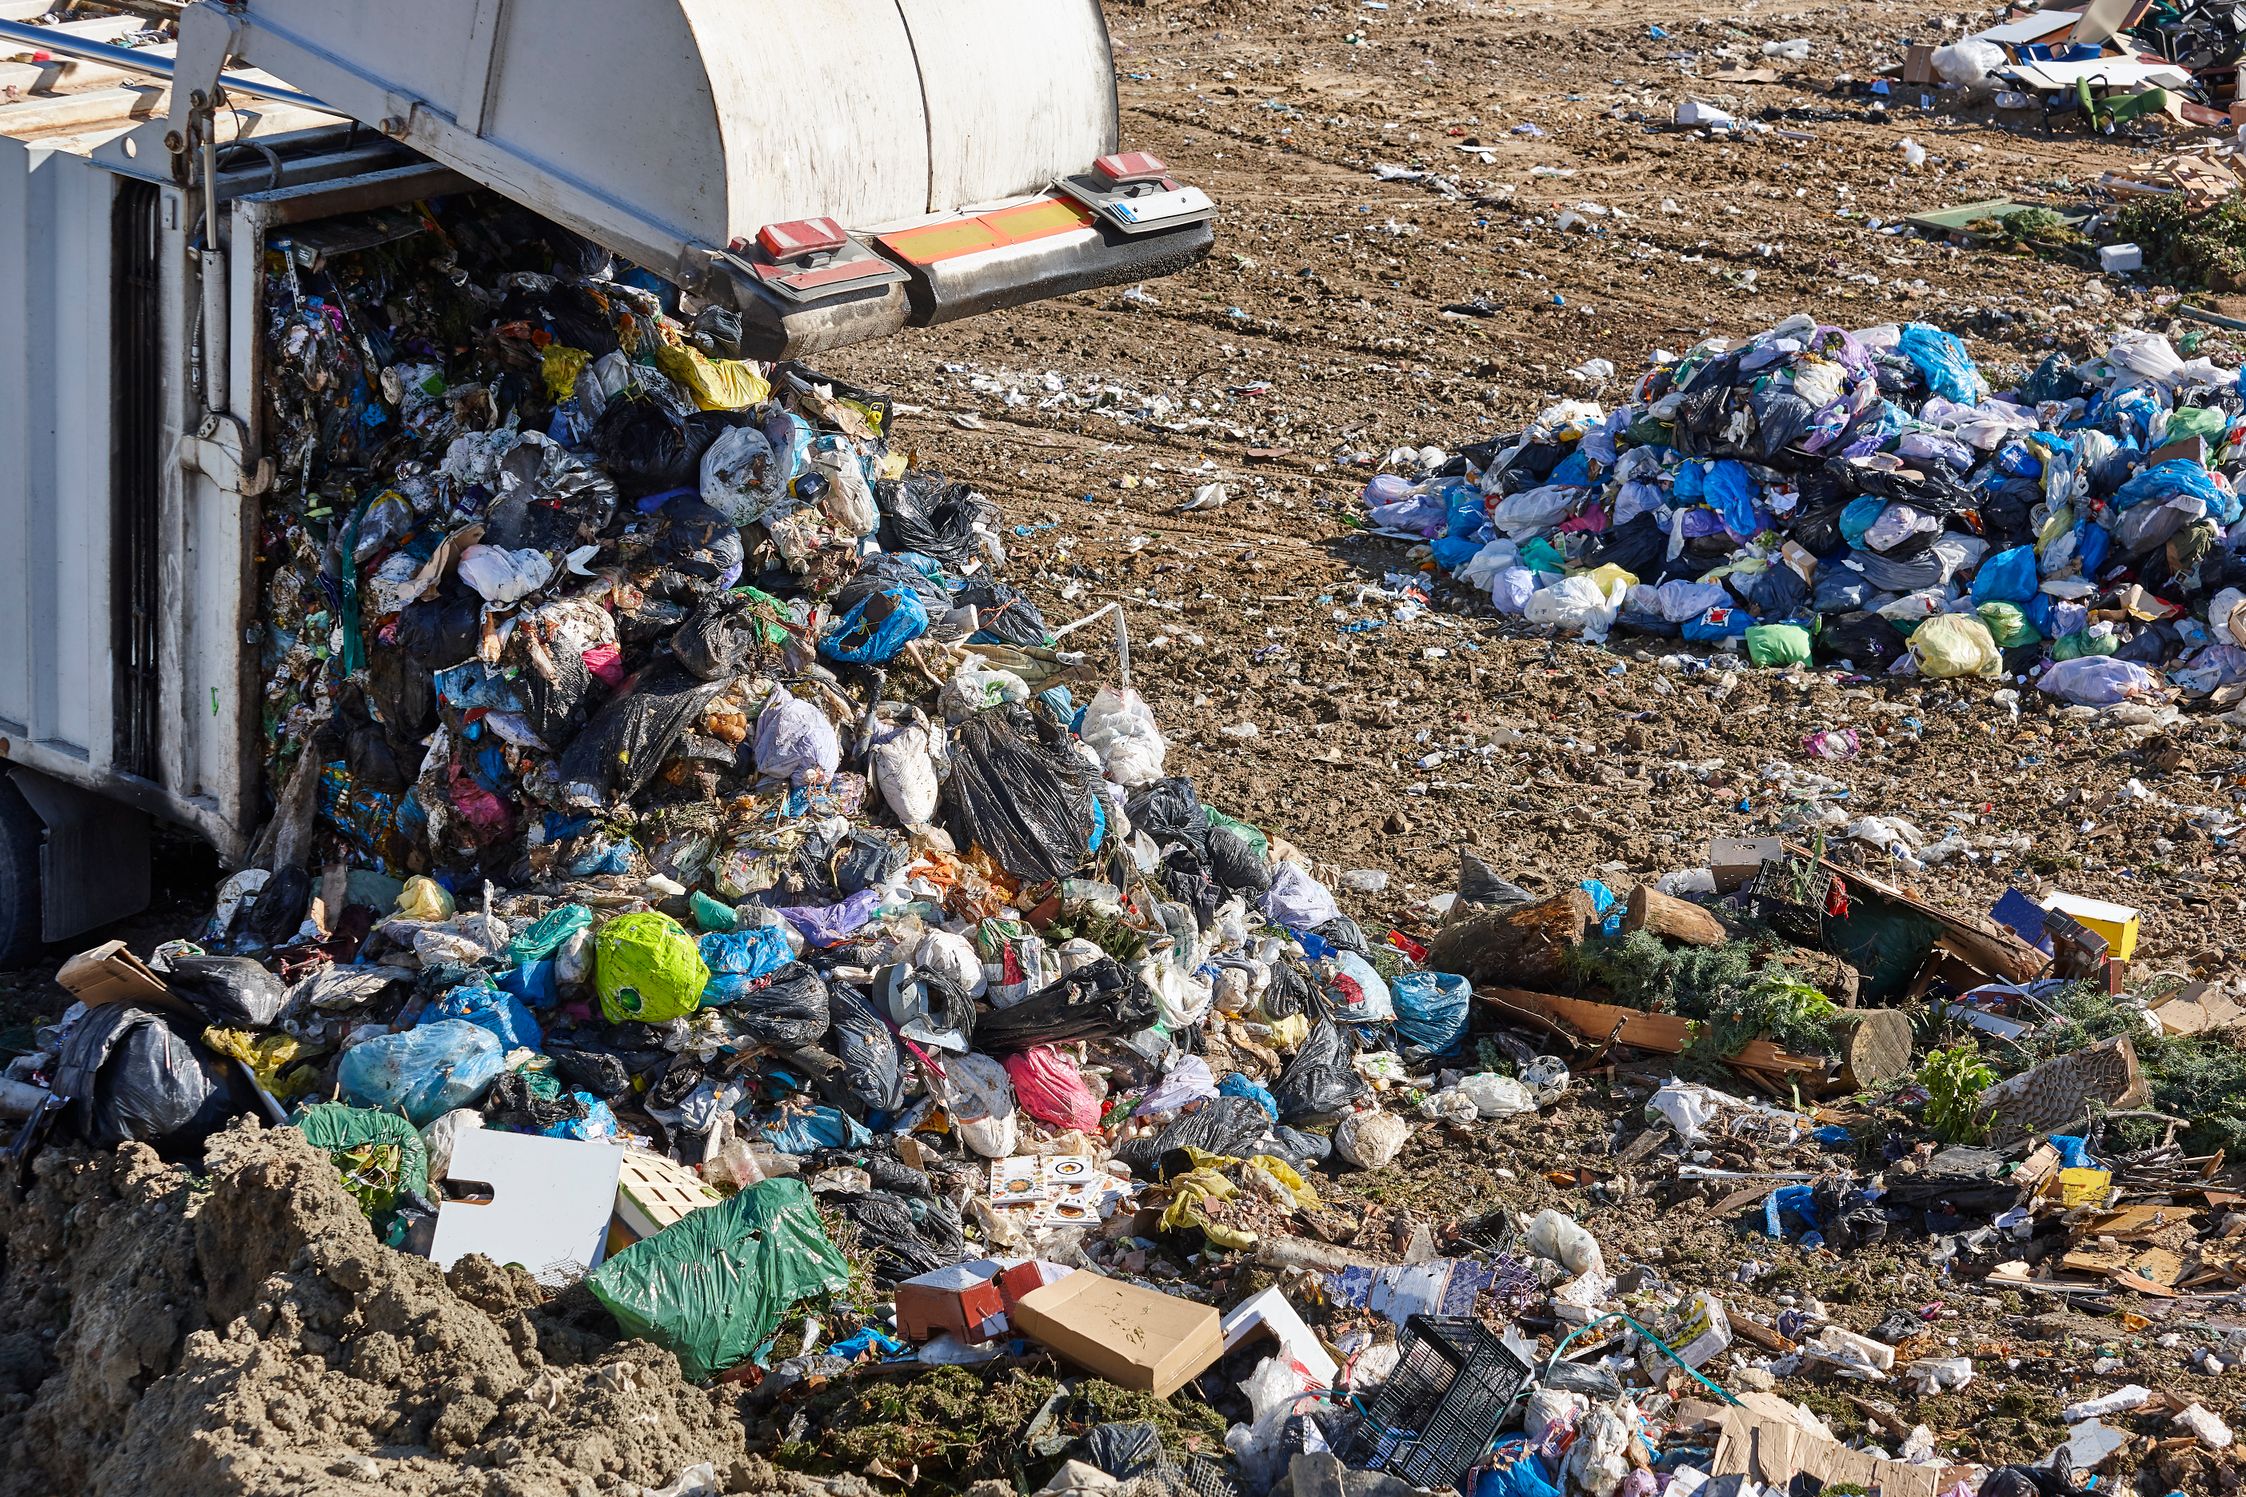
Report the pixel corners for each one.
[1567,929,1840,1060]
[334,1141,404,1218]
[2112,196,2246,290]
[1919,1041,1998,1144]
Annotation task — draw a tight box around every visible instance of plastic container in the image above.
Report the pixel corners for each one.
[1328,1316,1535,1493]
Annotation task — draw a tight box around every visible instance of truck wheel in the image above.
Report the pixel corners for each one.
[0,778,45,969]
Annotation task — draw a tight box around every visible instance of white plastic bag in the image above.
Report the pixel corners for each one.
[1647,1079,1724,1140]
[1524,1208,1606,1276]
[808,435,879,537]
[754,685,841,785]
[456,544,554,605]
[869,707,942,827]
[1457,1072,1539,1118]
[1078,686,1168,788]
[1262,862,1339,929]
[420,1107,484,1181]
[1523,575,1625,642]
[699,425,781,525]
[915,930,987,998]
[1930,39,2003,84]
[2037,656,2162,707]
[1334,1108,1410,1169]
[937,1051,1018,1159]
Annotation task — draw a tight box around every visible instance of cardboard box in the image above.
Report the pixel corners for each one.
[57,941,186,1013]
[1903,44,1938,85]
[1011,1271,1225,1397]
[2039,891,2139,960]
[896,1262,1008,1343]
[1707,836,1782,894]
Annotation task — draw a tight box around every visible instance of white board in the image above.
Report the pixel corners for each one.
[430,1131,625,1288]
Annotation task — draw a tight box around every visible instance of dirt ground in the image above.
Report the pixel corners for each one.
[4,0,2246,1492]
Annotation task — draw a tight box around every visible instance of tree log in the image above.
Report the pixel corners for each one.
[1426,890,1595,987]
[1624,885,1729,947]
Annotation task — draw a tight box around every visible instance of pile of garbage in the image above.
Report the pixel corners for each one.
[1,195,2237,1496]
[1361,315,2246,708]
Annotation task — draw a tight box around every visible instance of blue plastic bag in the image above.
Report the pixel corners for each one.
[1971,545,2037,605]
[2109,458,2228,519]
[699,922,796,1004]
[1898,323,1988,403]
[819,585,929,665]
[1217,1071,1280,1121]
[337,1019,505,1125]
[1681,605,1752,642]
[1391,971,1471,1055]
[1703,458,1760,537]
[760,1103,873,1154]
[497,957,557,1009]
[428,984,543,1051]
[544,1092,621,1142]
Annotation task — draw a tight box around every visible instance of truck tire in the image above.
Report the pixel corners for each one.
[0,777,44,969]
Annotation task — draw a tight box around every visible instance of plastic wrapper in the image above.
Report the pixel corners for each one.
[754,685,841,786]
[943,705,1100,883]
[868,706,942,827]
[698,922,796,1003]
[336,1019,507,1126]
[1334,1108,1410,1169]
[1079,687,1168,787]
[586,1178,850,1381]
[935,1050,1018,1159]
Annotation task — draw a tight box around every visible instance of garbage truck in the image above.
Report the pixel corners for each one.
[0,1,1214,961]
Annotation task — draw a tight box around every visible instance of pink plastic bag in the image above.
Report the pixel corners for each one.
[1003,1045,1101,1131]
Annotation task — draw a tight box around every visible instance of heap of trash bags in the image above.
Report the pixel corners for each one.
[1363,316,2246,707]
[13,193,1540,1408]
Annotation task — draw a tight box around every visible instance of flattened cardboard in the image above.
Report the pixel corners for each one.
[1711,1392,1941,1497]
[1011,1271,1224,1397]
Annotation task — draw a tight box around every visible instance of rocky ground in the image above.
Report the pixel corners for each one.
[4,0,2246,1492]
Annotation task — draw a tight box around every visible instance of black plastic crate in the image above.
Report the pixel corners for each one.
[1328,1316,1534,1493]
[1747,858,1826,944]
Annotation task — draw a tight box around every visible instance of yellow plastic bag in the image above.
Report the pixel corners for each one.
[1245,1154,1322,1210]
[1908,612,2002,679]
[1582,562,1639,594]
[541,345,591,402]
[653,341,770,411]
[1265,1013,1311,1049]
[205,1027,318,1100]
[395,875,455,922]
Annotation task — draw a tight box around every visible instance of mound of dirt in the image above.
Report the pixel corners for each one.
[0,1122,789,1497]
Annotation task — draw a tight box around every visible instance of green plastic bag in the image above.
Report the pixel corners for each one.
[1205,807,1270,860]
[1909,613,2003,679]
[1744,622,1813,668]
[291,1101,430,1222]
[2163,406,2230,446]
[586,1178,850,1380]
[2051,629,2118,661]
[507,903,593,965]
[1976,601,2041,649]
[595,911,710,1023]
[690,890,740,933]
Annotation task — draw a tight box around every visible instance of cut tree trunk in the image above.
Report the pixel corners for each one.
[1426,889,1595,988]
[1625,885,1729,947]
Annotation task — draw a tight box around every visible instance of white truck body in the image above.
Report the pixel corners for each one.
[0,1,1211,950]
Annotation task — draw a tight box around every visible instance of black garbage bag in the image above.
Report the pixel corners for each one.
[1733,561,1808,619]
[654,496,745,586]
[1260,954,1317,1019]
[1313,914,1370,958]
[1457,847,1534,909]
[831,552,950,615]
[827,983,906,1117]
[1748,386,1819,461]
[1113,1094,1275,1176]
[591,392,710,496]
[487,437,617,552]
[483,1070,586,1134]
[1492,439,1570,492]
[1579,511,1667,579]
[1272,1020,1366,1122]
[356,662,434,787]
[546,1042,634,1097]
[2021,351,2084,405]
[943,705,1099,884]
[1268,1124,1332,1167]
[738,962,831,1049]
[166,953,290,1027]
[1207,824,1271,895]
[672,590,774,681]
[955,579,1051,647]
[1814,611,1908,670]
[1979,1461,2086,1497]
[877,472,991,566]
[395,592,483,668]
[1156,845,1222,933]
[1075,1422,1235,1497]
[831,1188,966,1284]
[1790,496,1857,558]
[835,829,907,895]
[557,659,728,804]
[513,626,596,748]
[53,1004,251,1155]
[974,957,1155,1053]
[1126,777,1210,861]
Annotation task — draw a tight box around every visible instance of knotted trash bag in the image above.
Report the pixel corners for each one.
[595,911,710,1024]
